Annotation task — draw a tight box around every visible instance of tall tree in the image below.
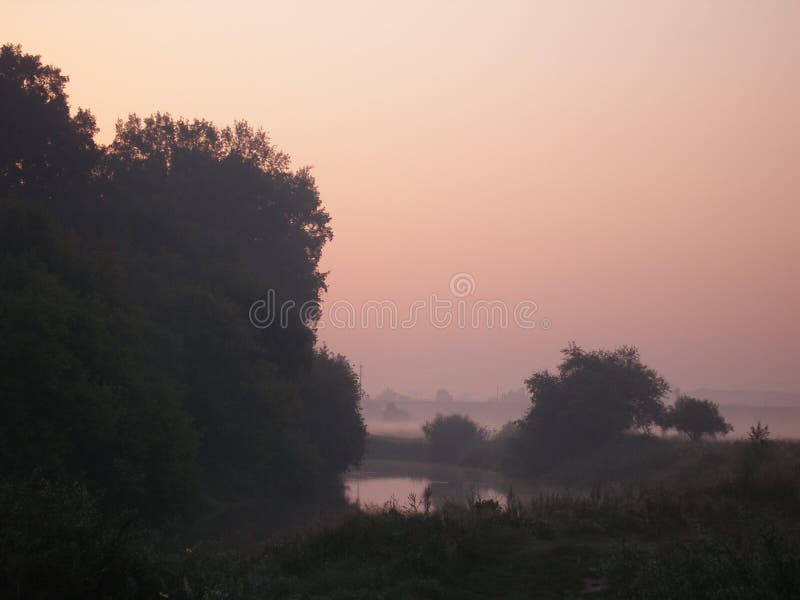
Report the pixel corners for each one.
[0,45,366,523]
[519,344,670,459]
[0,44,97,198]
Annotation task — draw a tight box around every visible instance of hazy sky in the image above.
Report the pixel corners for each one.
[5,1,799,397]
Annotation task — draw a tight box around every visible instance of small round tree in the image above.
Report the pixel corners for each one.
[667,395,733,441]
[422,414,487,463]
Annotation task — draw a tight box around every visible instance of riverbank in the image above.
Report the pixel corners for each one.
[43,469,796,599]
[5,436,799,598]
[344,458,570,509]
[364,431,509,471]
[366,431,800,488]
[264,475,800,599]
[189,439,800,597]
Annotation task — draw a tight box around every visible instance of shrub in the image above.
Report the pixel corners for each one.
[422,414,487,463]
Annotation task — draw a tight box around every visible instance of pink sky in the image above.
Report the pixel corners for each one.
[6,1,799,397]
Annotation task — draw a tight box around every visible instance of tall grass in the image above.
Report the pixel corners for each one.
[3,436,799,598]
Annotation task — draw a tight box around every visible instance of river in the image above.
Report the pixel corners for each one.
[344,458,568,510]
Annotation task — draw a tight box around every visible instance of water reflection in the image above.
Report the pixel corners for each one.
[345,459,564,510]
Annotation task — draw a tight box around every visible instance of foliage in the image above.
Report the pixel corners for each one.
[204,450,800,599]
[606,523,800,599]
[0,474,165,600]
[422,413,488,463]
[5,454,795,599]
[0,199,199,519]
[749,421,771,446]
[667,394,733,441]
[516,344,670,464]
[298,348,367,475]
[5,41,800,600]
[0,44,365,527]
[0,44,97,199]
[363,435,432,463]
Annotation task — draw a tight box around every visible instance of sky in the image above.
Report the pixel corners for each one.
[4,0,799,398]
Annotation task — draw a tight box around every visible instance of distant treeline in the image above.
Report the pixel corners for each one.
[0,43,365,528]
[368,345,738,477]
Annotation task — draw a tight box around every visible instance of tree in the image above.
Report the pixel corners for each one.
[88,110,341,499]
[748,421,770,446]
[0,199,198,519]
[667,395,733,441]
[518,344,670,458]
[0,44,97,198]
[422,414,487,463]
[0,45,366,525]
[299,349,366,475]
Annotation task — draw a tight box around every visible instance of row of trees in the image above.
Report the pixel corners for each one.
[0,43,365,525]
[515,344,732,463]
[421,345,732,469]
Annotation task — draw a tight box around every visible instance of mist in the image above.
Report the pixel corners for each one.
[362,386,800,440]
[6,0,800,398]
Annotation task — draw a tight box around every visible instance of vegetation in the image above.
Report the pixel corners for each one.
[6,434,800,598]
[2,42,798,600]
[0,43,364,531]
[422,414,488,463]
[509,345,738,476]
[515,344,669,464]
[666,394,733,441]
[366,421,516,470]
[365,435,432,463]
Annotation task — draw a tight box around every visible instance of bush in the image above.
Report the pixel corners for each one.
[0,474,163,599]
[422,414,487,463]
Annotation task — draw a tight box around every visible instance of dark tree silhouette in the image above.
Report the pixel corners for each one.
[0,44,365,523]
[299,348,366,474]
[667,395,733,441]
[0,44,97,198]
[423,414,487,463]
[0,200,198,519]
[518,344,670,459]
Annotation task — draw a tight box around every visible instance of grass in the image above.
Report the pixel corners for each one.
[168,437,800,599]
[363,432,509,470]
[365,434,431,463]
[151,453,800,599]
[4,437,800,598]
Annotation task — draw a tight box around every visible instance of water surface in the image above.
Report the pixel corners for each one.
[345,459,566,510]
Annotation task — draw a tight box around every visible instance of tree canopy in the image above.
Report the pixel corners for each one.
[667,395,733,442]
[423,414,487,463]
[518,344,670,459]
[0,43,364,523]
[0,44,97,198]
